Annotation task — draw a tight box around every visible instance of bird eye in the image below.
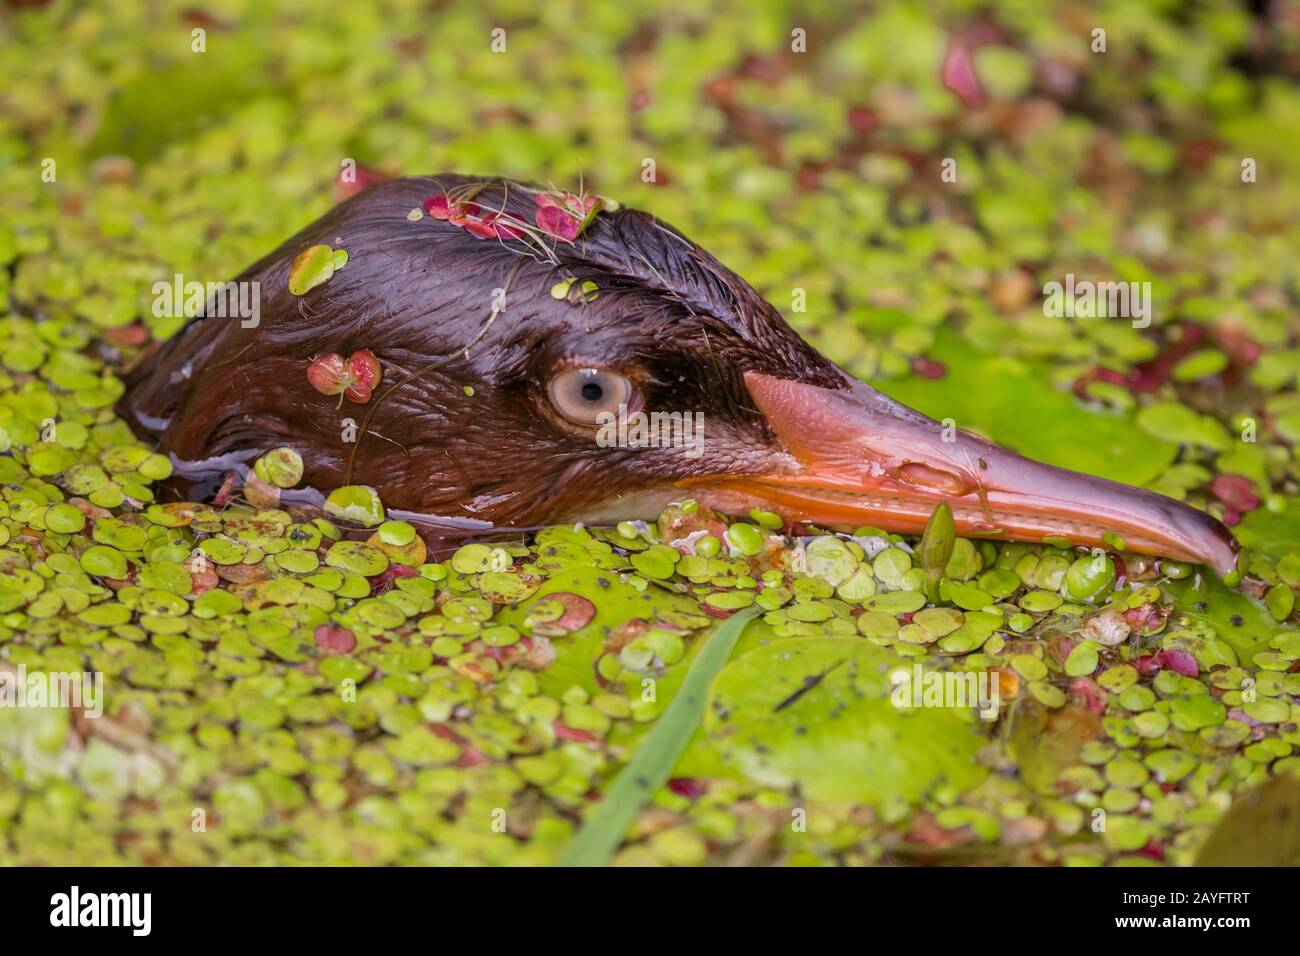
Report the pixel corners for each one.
[547,367,638,426]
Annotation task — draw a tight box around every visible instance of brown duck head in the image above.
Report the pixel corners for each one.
[120,174,1238,574]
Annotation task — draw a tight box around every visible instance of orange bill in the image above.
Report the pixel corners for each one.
[686,371,1239,575]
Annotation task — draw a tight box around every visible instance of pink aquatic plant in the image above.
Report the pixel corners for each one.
[423,192,526,240]
[534,190,603,242]
[307,349,383,404]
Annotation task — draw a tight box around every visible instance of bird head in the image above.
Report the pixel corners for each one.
[121,174,1238,574]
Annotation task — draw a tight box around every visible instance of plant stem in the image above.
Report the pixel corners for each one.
[556,605,761,867]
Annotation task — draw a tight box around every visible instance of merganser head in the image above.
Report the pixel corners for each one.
[121,174,1239,574]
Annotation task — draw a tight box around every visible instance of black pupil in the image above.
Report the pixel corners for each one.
[580,382,603,402]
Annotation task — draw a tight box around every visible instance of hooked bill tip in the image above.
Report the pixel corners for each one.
[739,369,1242,578]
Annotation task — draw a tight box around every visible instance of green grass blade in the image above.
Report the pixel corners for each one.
[556,605,761,866]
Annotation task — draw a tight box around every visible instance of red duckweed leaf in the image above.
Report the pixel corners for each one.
[941,38,984,109]
[1210,474,1260,515]
[105,324,150,347]
[847,105,878,134]
[1179,138,1220,170]
[549,592,597,632]
[668,777,709,798]
[535,191,600,216]
[535,204,582,242]
[554,723,599,744]
[482,212,526,240]
[368,562,419,594]
[307,352,348,395]
[344,349,382,403]
[1136,840,1166,862]
[307,349,383,404]
[423,192,527,240]
[1133,654,1162,677]
[1124,602,1169,635]
[423,193,462,220]
[1068,677,1108,715]
[534,191,603,242]
[940,23,1008,109]
[530,592,596,636]
[911,357,946,379]
[455,747,490,768]
[314,623,357,654]
[461,217,497,238]
[1155,649,1199,677]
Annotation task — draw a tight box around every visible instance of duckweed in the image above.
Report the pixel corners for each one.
[725,522,765,557]
[0,0,1296,869]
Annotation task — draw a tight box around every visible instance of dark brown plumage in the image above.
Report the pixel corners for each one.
[120,174,1239,573]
